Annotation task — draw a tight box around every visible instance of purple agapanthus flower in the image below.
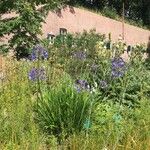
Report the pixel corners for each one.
[111,57,125,68]
[76,79,90,89]
[43,50,49,59]
[28,67,46,81]
[30,44,48,61]
[111,57,126,78]
[75,79,90,92]
[73,51,86,60]
[111,69,124,78]
[31,52,36,61]
[28,68,37,81]
[74,84,81,93]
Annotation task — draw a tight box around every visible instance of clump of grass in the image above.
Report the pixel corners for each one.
[0,58,45,149]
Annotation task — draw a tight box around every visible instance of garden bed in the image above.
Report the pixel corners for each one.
[0,31,150,149]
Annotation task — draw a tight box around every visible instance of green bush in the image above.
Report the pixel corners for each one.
[0,44,9,54]
[102,7,119,20]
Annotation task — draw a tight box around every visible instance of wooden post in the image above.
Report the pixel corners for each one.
[147,36,150,58]
[0,55,4,88]
[0,55,2,71]
[122,1,125,40]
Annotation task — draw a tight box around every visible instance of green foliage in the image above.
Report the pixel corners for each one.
[0,0,68,58]
[0,44,9,54]
[102,6,119,19]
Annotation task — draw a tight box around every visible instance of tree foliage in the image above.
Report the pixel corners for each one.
[68,0,150,28]
[0,0,68,58]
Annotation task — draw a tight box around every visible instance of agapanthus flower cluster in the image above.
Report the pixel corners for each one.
[30,44,48,61]
[111,57,126,78]
[73,51,86,60]
[74,79,90,92]
[28,67,46,81]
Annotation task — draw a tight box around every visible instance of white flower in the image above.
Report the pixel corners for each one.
[124,46,127,51]
[87,85,90,89]
[84,48,87,52]
[0,72,5,80]
[90,86,97,94]
[102,148,108,150]
[94,81,98,88]
[21,58,25,61]
[116,44,119,48]
[42,65,46,69]
[99,41,104,45]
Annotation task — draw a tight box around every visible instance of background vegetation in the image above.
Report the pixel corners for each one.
[68,0,150,29]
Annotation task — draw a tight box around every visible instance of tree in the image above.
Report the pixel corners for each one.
[142,0,150,26]
[0,0,67,59]
[68,0,150,28]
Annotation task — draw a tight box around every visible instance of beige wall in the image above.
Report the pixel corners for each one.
[42,6,150,45]
[1,6,150,45]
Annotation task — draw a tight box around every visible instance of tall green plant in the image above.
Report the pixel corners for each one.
[35,76,92,138]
